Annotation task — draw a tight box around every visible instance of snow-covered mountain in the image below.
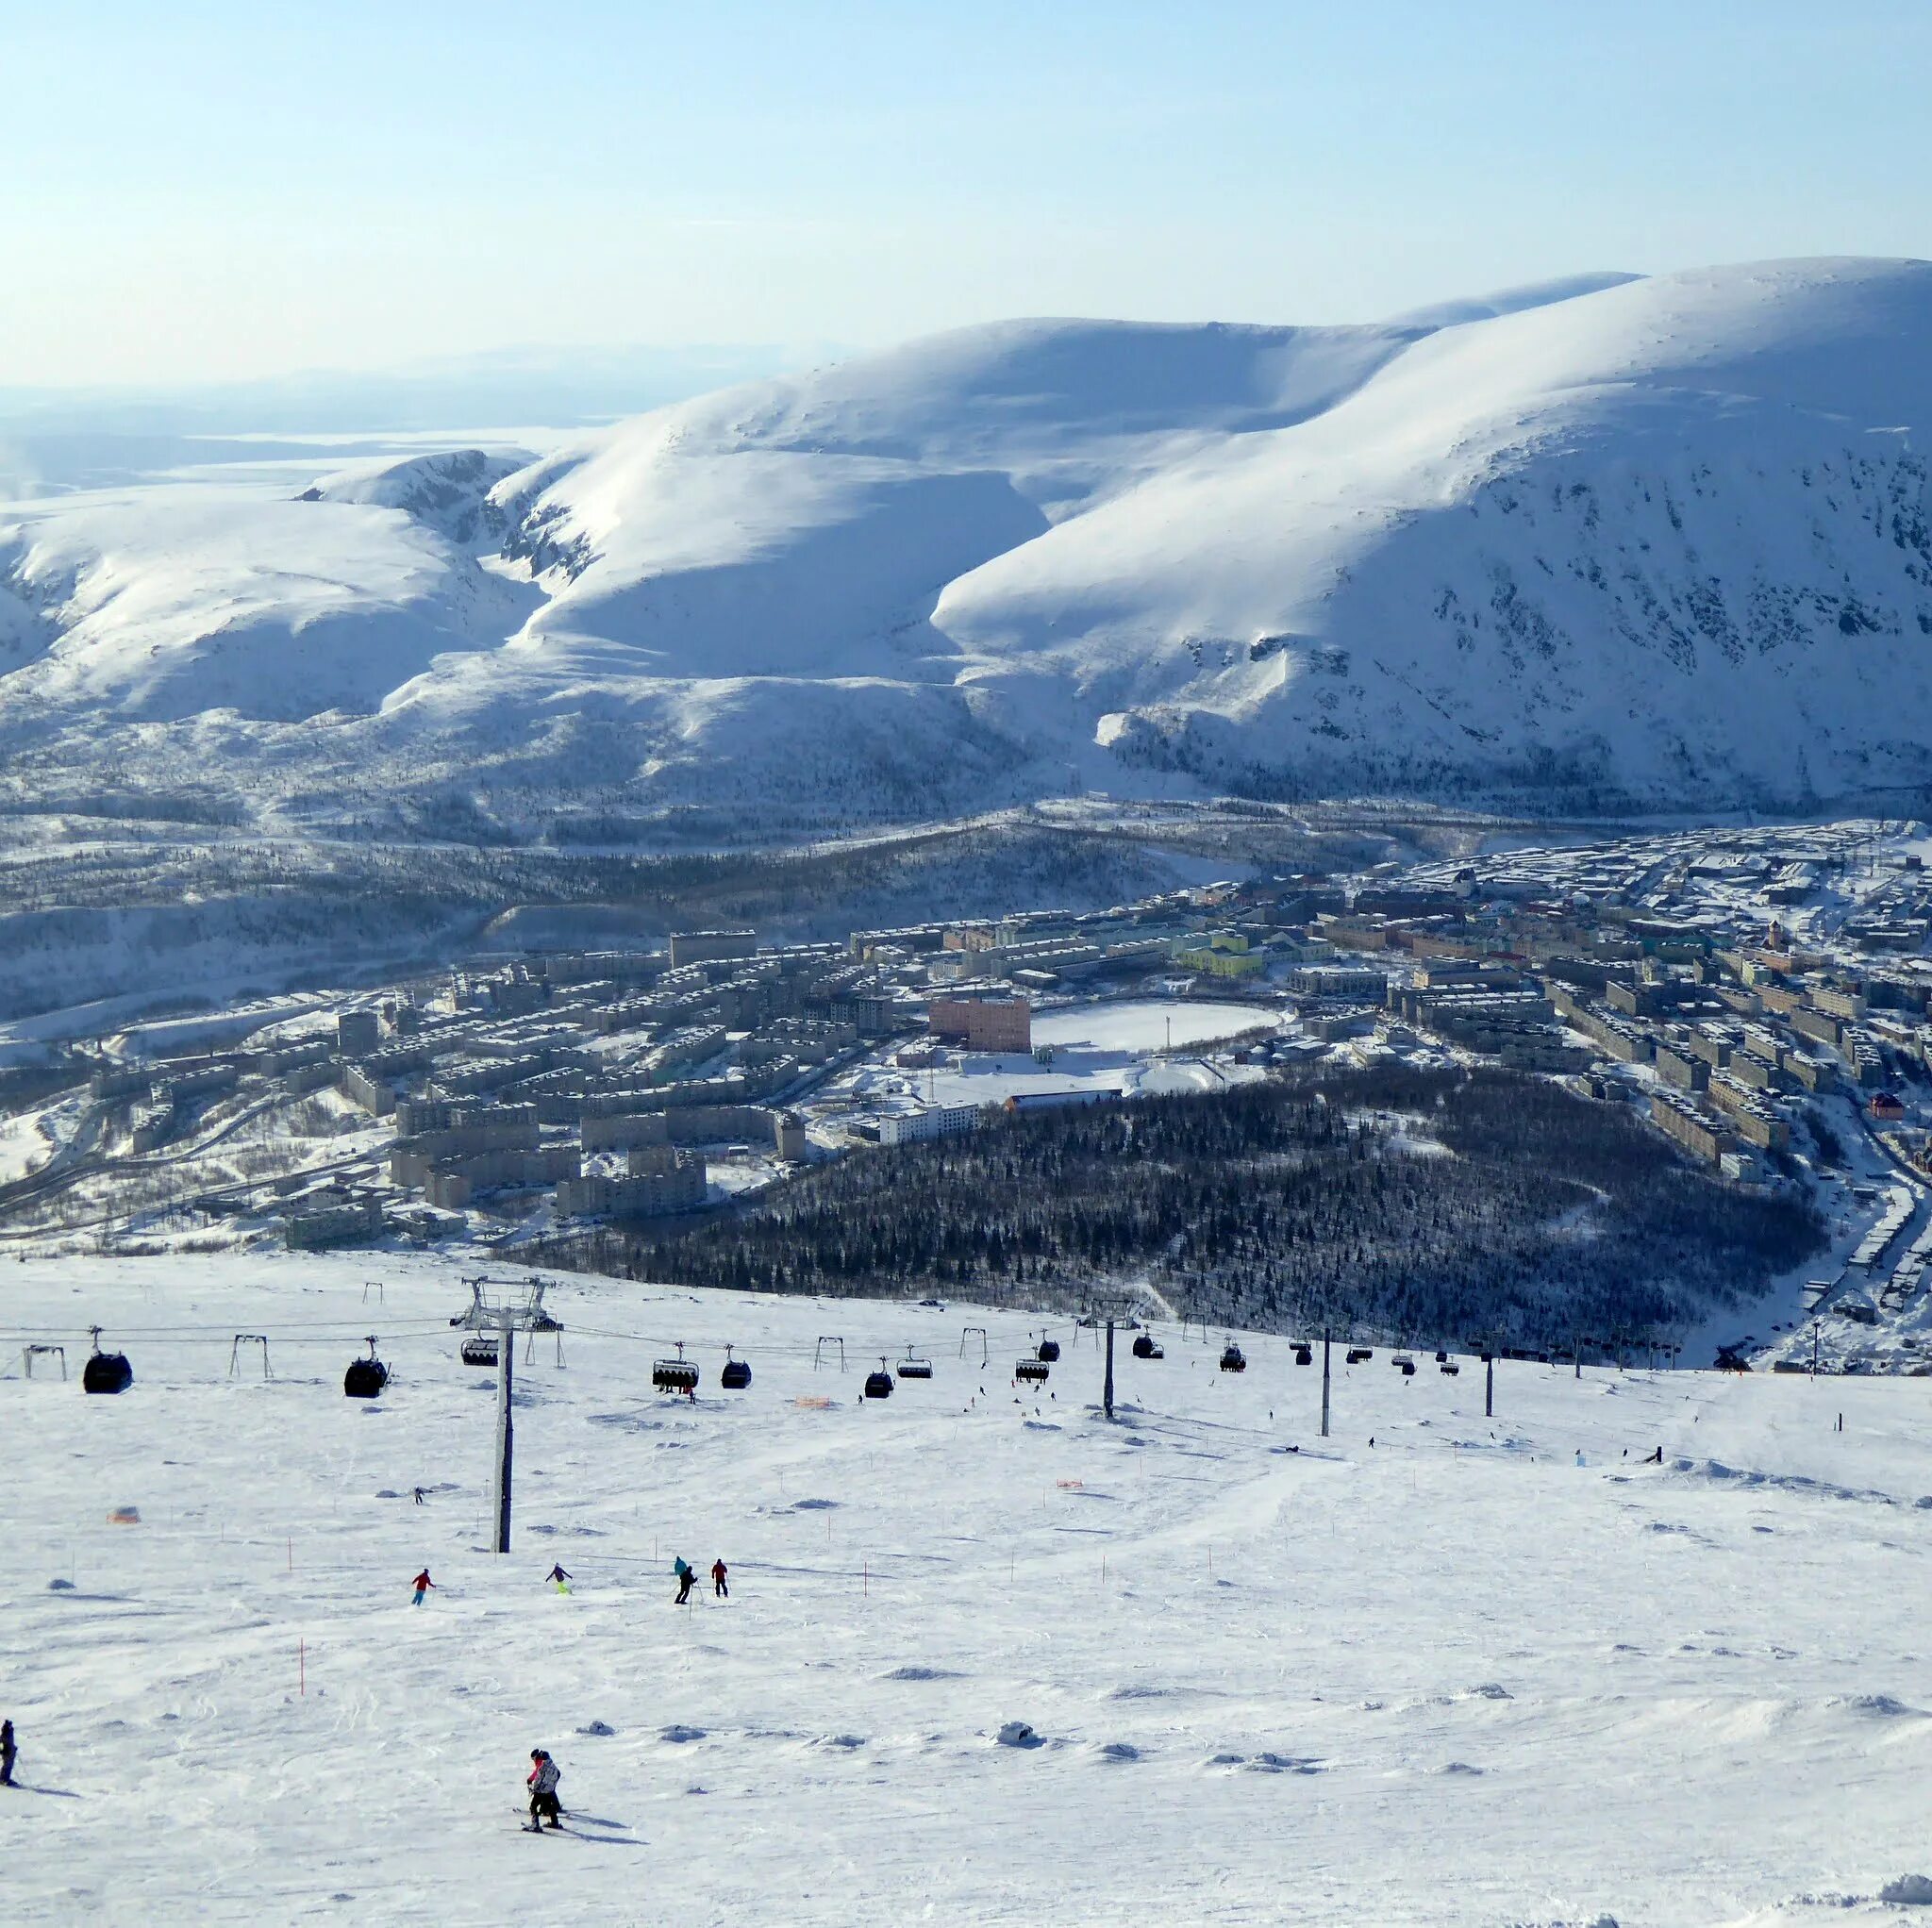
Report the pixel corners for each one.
[5,258,1932,830]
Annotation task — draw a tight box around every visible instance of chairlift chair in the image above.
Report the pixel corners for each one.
[1131,1332,1162,1360]
[1346,1347,1372,1365]
[83,1326,132,1396]
[1218,1341,1246,1373]
[1015,1356,1050,1384]
[343,1337,389,1399]
[653,1342,700,1394]
[894,1348,933,1381]
[1440,1363,1460,1376]
[461,1334,500,1368]
[721,1346,752,1390]
[863,1358,894,1399]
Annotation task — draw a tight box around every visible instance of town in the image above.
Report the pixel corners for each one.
[4,815,1931,1368]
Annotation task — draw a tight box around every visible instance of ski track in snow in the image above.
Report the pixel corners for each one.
[3,1252,1932,1924]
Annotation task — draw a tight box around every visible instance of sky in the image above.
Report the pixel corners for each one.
[4,1,1931,395]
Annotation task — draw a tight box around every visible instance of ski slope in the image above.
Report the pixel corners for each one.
[5,1254,1932,1925]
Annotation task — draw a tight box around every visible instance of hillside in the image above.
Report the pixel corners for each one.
[4,259,1932,832]
[6,1253,1932,1925]
[553,1064,1823,1348]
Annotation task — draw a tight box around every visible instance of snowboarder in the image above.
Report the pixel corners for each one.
[545,1564,572,1592]
[710,1558,728,1599]
[410,1568,436,1606]
[673,1555,695,1605]
[525,1747,562,1830]
[1,1719,15,1787]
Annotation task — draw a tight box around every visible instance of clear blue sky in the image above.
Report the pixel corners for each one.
[5,0,1929,387]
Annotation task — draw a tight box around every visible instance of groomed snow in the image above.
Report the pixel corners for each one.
[5,1254,1932,1924]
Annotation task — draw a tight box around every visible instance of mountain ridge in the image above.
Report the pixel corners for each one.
[2,257,1930,833]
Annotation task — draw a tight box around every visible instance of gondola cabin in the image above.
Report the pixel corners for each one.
[721,1349,753,1391]
[1131,1333,1162,1360]
[1395,1356,1417,1377]
[1035,1338,1061,1363]
[1292,1344,1313,1366]
[83,1339,133,1396]
[1218,1342,1246,1373]
[344,1340,389,1399]
[863,1363,894,1398]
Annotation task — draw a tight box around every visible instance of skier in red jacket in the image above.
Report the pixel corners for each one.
[410,1569,436,1606]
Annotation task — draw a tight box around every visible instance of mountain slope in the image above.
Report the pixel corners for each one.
[2,259,1930,830]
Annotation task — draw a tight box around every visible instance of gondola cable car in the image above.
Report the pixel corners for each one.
[344,1336,389,1399]
[83,1325,133,1396]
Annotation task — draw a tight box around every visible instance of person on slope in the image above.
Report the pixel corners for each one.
[525,1748,562,1830]
[410,1568,436,1606]
[1,1718,16,1787]
[545,1564,572,1593]
[673,1555,695,1605]
[710,1558,728,1600]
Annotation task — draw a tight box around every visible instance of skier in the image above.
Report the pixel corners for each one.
[412,1488,426,1505]
[710,1557,728,1599]
[673,1555,695,1605]
[525,1747,562,1830]
[545,1564,572,1593]
[410,1568,436,1606]
[1,1719,15,1787]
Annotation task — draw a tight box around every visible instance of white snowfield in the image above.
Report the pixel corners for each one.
[6,258,1932,823]
[6,1254,1932,1925]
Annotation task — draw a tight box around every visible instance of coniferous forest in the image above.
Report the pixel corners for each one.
[539,1064,1824,1354]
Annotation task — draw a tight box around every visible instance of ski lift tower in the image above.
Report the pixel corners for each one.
[452,1275,564,1554]
[1084,1289,1142,1421]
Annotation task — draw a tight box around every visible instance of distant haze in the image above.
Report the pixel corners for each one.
[5,3,1931,390]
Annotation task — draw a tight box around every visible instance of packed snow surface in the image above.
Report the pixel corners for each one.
[5,1255,1932,1923]
[8,258,1932,824]
[1029,998,1274,1054]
